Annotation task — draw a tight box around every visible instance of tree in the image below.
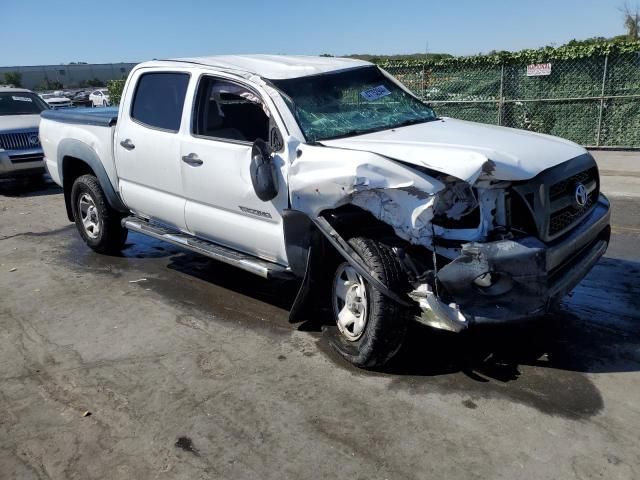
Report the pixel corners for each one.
[621,3,640,40]
[107,79,126,106]
[35,79,63,91]
[4,72,22,88]
[86,78,104,87]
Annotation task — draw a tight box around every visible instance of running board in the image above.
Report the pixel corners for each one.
[122,217,294,280]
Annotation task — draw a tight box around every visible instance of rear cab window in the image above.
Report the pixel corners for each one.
[130,72,190,132]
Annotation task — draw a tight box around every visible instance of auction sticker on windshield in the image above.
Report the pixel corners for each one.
[360,85,391,101]
[12,96,33,102]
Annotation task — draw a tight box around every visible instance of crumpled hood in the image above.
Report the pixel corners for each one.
[0,114,41,132]
[319,118,587,183]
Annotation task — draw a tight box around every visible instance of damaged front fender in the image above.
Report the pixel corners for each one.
[289,144,445,248]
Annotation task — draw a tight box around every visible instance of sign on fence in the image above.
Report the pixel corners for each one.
[526,63,552,76]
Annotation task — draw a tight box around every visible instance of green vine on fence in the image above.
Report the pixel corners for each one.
[378,41,640,68]
[107,79,126,106]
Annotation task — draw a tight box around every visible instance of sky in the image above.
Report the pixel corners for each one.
[1,0,625,66]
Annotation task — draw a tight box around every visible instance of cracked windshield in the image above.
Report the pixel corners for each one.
[272,66,437,142]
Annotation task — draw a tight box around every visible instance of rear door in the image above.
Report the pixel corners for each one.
[179,74,289,265]
[114,69,191,231]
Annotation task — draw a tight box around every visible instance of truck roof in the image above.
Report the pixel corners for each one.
[149,54,372,80]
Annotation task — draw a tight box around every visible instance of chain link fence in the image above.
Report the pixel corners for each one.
[383,52,640,148]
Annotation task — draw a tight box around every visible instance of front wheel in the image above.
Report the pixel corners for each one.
[71,174,127,254]
[328,237,413,368]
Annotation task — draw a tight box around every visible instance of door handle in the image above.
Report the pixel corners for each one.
[182,153,203,166]
[120,138,135,150]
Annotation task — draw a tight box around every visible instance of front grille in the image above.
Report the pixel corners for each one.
[549,195,595,235]
[549,167,597,201]
[0,131,40,150]
[548,167,598,236]
[511,154,600,242]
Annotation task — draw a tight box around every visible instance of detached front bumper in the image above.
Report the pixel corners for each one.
[422,194,610,327]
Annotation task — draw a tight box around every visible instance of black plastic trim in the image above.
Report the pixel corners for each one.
[41,108,119,127]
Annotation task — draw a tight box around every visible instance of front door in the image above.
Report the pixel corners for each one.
[114,70,191,231]
[180,75,289,265]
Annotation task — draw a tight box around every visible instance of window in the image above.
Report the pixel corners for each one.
[0,92,49,115]
[192,77,271,143]
[131,72,190,132]
[272,66,436,142]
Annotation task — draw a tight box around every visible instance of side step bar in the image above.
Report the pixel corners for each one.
[122,217,294,280]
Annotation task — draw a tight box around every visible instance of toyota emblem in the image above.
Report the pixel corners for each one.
[574,183,588,208]
[28,134,40,146]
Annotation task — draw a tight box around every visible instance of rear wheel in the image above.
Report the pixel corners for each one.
[71,174,127,253]
[327,236,413,368]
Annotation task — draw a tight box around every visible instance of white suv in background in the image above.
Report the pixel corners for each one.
[89,89,110,107]
[0,88,48,179]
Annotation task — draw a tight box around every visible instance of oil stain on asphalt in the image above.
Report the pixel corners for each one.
[175,436,200,456]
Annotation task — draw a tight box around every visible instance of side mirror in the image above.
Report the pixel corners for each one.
[250,139,279,202]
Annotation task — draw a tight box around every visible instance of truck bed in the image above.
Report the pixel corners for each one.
[40,107,120,191]
[41,107,119,127]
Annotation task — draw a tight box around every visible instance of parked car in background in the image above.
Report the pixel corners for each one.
[39,93,73,109]
[0,87,48,179]
[72,90,92,107]
[89,89,110,107]
[39,55,610,368]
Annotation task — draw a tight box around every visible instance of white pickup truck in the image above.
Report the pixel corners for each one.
[40,55,611,368]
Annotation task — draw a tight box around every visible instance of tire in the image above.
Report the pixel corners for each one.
[327,236,413,368]
[103,100,107,107]
[71,174,127,254]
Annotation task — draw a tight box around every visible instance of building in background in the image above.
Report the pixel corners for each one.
[0,63,137,90]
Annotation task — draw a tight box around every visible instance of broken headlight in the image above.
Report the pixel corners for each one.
[432,180,480,229]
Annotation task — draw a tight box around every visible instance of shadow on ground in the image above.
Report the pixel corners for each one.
[0,176,62,197]
[161,252,640,376]
[167,250,640,419]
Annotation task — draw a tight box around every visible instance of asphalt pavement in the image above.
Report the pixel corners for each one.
[0,152,639,479]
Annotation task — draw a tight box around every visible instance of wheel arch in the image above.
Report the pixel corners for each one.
[284,206,412,323]
[283,205,392,278]
[58,139,127,221]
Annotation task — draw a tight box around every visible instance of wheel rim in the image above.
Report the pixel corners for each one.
[78,193,100,239]
[332,263,368,341]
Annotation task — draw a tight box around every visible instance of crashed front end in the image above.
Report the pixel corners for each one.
[424,152,610,330]
[290,145,610,331]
